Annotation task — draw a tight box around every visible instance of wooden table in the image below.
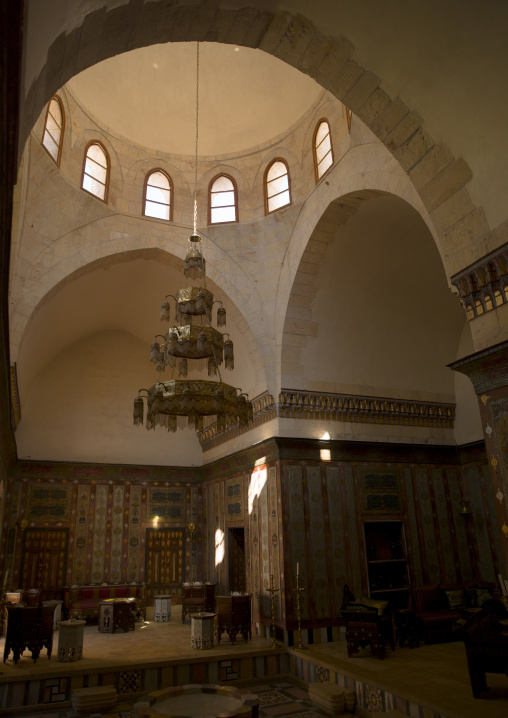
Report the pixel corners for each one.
[98,598,136,634]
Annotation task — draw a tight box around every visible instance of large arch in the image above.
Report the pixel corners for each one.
[14,247,263,465]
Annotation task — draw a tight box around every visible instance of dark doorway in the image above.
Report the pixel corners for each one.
[228,527,246,593]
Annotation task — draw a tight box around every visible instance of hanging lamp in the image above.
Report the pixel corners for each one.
[133,42,253,435]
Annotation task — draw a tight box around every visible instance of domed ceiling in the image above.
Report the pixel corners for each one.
[66,42,324,156]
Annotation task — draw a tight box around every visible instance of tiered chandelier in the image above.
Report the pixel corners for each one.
[133,43,253,435]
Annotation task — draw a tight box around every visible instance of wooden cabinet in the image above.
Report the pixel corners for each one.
[364,521,409,608]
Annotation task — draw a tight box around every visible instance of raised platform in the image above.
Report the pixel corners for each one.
[0,616,287,714]
[1,615,508,718]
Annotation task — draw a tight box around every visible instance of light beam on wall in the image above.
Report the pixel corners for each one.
[248,467,267,515]
[215,528,225,567]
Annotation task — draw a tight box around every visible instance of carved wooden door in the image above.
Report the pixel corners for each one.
[145,529,184,605]
[21,528,68,601]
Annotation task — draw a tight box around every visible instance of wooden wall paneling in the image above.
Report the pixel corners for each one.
[480,463,503,580]
[287,464,307,619]
[127,485,142,583]
[430,469,457,584]
[73,484,91,585]
[306,465,329,619]
[440,468,464,583]
[446,468,474,582]
[274,462,285,622]
[326,466,347,617]
[3,478,21,589]
[110,485,124,583]
[414,468,441,584]
[401,467,423,586]
[279,461,294,626]
[207,482,214,583]
[91,485,108,583]
[268,466,282,621]
[344,466,363,598]
[259,466,273,620]
[320,462,334,620]
[466,464,493,580]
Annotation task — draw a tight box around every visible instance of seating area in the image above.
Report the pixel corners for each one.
[181,583,216,623]
[341,599,396,659]
[216,594,252,645]
[462,600,508,698]
[62,583,146,623]
[410,582,496,644]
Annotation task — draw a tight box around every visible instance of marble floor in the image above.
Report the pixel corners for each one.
[1,612,507,718]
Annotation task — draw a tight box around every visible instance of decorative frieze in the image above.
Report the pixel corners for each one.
[198,388,455,450]
[451,243,508,320]
[198,391,277,451]
[278,389,455,428]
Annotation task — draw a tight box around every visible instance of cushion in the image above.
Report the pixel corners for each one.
[476,587,494,607]
[98,588,110,599]
[358,597,389,616]
[412,584,443,612]
[444,588,467,610]
[115,587,128,597]
[80,588,94,600]
[417,610,460,623]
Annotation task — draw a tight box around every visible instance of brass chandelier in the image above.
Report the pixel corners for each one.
[133,43,253,435]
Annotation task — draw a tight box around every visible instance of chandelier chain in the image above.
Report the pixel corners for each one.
[193,42,200,236]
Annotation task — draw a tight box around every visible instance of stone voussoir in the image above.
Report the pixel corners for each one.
[420,157,473,211]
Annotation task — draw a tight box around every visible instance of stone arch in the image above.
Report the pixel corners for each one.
[17,247,267,399]
[279,188,466,394]
[280,189,385,388]
[21,2,490,286]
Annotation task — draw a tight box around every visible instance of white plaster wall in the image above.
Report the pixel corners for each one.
[300,194,465,400]
[15,329,205,466]
[453,323,484,446]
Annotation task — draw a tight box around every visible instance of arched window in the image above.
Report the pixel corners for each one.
[81,142,109,202]
[42,96,64,164]
[209,174,237,224]
[265,159,291,214]
[314,119,333,180]
[144,170,172,220]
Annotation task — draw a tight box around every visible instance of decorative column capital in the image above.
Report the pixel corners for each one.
[448,340,508,394]
[450,243,508,320]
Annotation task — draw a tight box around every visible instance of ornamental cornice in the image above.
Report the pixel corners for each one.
[451,243,508,320]
[198,388,455,451]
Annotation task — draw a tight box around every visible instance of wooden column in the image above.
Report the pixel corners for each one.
[449,341,508,578]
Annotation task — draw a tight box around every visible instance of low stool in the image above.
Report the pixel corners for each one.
[308,681,345,715]
[72,685,117,714]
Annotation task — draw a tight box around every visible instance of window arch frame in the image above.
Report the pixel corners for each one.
[313,118,334,182]
[81,140,110,203]
[143,168,173,221]
[208,173,239,225]
[42,95,65,166]
[264,158,292,215]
